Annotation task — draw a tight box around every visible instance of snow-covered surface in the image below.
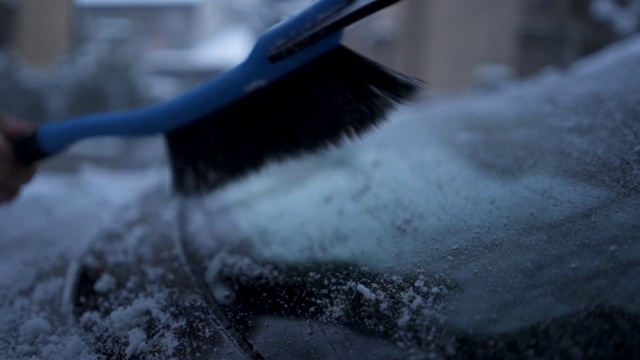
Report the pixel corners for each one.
[0,167,168,358]
[1,35,639,358]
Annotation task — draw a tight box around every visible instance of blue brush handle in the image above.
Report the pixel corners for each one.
[12,0,353,163]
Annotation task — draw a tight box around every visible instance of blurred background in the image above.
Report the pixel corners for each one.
[0,0,638,169]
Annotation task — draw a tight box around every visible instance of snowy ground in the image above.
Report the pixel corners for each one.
[1,35,639,359]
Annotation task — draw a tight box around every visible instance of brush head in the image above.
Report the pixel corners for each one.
[165,45,422,195]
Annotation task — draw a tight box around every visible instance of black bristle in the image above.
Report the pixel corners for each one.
[165,45,423,195]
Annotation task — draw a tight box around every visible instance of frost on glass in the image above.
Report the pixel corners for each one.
[70,35,640,359]
[1,32,639,360]
[167,35,640,358]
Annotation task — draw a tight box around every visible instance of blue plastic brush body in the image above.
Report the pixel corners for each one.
[32,0,352,157]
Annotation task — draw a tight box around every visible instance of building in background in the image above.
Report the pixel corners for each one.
[396,0,523,95]
[14,0,74,67]
[516,0,615,77]
[0,0,16,50]
[3,0,626,94]
[348,0,618,96]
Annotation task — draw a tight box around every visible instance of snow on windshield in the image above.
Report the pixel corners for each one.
[1,35,639,359]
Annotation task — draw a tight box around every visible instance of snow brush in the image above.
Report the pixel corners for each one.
[11,0,421,195]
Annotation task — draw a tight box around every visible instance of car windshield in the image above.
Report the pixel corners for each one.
[1,1,639,359]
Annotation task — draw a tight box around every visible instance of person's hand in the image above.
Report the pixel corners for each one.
[0,112,36,203]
